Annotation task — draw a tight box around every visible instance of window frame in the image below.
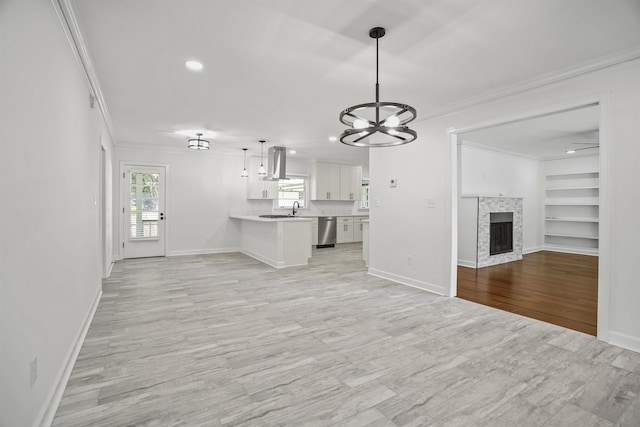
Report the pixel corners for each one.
[274,174,309,212]
[359,179,370,211]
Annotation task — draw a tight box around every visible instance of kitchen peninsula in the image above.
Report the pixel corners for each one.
[229,215,312,268]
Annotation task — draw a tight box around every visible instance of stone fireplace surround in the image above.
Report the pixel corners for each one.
[477,197,523,268]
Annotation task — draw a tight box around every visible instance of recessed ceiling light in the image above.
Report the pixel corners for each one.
[328,136,337,142]
[185,60,203,71]
[289,150,296,154]
[566,149,576,154]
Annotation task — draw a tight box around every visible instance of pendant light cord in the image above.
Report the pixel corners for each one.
[375,36,380,123]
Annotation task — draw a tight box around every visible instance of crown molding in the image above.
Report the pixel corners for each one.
[51,0,116,144]
[460,140,599,162]
[420,47,640,122]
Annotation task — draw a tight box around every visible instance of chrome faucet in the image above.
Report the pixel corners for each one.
[292,201,300,216]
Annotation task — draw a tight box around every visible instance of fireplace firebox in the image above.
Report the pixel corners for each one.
[490,212,513,255]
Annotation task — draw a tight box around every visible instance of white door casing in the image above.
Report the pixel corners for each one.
[122,165,166,258]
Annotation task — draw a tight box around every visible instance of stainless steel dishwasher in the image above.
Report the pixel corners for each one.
[317,216,337,248]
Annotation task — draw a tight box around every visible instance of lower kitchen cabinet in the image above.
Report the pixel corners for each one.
[337,216,368,244]
[336,217,354,244]
[353,216,367,242]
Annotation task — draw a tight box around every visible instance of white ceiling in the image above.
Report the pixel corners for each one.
[70,0,640,164]
[459,104,600,160]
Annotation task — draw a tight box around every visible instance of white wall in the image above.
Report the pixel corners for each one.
[457,145,543,266]
[114,148,251,257]
[0,1,113,425]
[370,59,640,352]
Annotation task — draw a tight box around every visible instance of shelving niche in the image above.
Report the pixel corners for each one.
[544,171,599,255]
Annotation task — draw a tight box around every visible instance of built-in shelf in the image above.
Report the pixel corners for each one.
[545,172,599,178]
[544,233,598,240]
[545,217,599,223]
[545,202,599,206]
[544,170,599,255]
[545,186,599,190]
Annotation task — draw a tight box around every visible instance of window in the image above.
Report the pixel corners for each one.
[359,182,370,209]
[277,176,307,209]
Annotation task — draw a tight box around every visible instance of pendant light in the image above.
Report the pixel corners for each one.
[187,132,210,150]
[339,27,417,147]
[258,140,266,175]
[241,148,248,177]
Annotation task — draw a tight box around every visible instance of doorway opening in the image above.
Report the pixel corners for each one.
[450,102,606,337]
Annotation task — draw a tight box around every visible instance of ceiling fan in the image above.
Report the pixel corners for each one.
[566,142,599,154]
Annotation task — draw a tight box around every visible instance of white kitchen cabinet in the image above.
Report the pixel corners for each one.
[353,216,367,242]
[337,216,354,243]
[339,165,363,201]
[311,163,341,200]
[246,157,278,199]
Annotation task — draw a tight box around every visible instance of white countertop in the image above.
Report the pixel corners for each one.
[229,215,313,222]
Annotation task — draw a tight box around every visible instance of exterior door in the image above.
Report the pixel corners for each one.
[123,166,165,258]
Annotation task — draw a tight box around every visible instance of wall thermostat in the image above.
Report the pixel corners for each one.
[390,179,397,188]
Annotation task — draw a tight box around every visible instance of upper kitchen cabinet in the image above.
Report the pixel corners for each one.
[339,165,362,201]
[246,157,278,199]
[311,162,363,201]
[311,163,341,200]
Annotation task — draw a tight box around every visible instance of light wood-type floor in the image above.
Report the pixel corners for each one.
[54,244,640,426]
[457,251,598,336]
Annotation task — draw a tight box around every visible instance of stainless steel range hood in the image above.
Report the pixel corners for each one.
[264,146,287,181]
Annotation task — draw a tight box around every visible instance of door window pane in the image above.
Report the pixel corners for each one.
[130,172,160,238]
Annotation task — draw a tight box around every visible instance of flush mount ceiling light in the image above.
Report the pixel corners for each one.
[187,133,210,150]
[185,60,203,71]
[339,27,417,147]
[241,148,249,178]
[258,140,266,175]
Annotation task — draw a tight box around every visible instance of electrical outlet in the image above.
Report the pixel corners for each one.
[407,255,412,265]
[30,356,38,388]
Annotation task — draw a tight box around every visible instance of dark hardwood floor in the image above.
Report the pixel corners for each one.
[457,251,598,336]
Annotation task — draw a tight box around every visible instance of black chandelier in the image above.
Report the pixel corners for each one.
[339,27,417,147]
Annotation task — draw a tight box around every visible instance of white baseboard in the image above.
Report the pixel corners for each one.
[368,268,446,296]
[523,246,544,255]
[35,288,102,427]
[608,331,640,354]
[457,259,477,268]
[105,261,114,278]
[544,244,599,256]
[239,249,282,269]
[167,247,240,257]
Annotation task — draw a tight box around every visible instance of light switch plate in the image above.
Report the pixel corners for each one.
[427,199,436,208]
